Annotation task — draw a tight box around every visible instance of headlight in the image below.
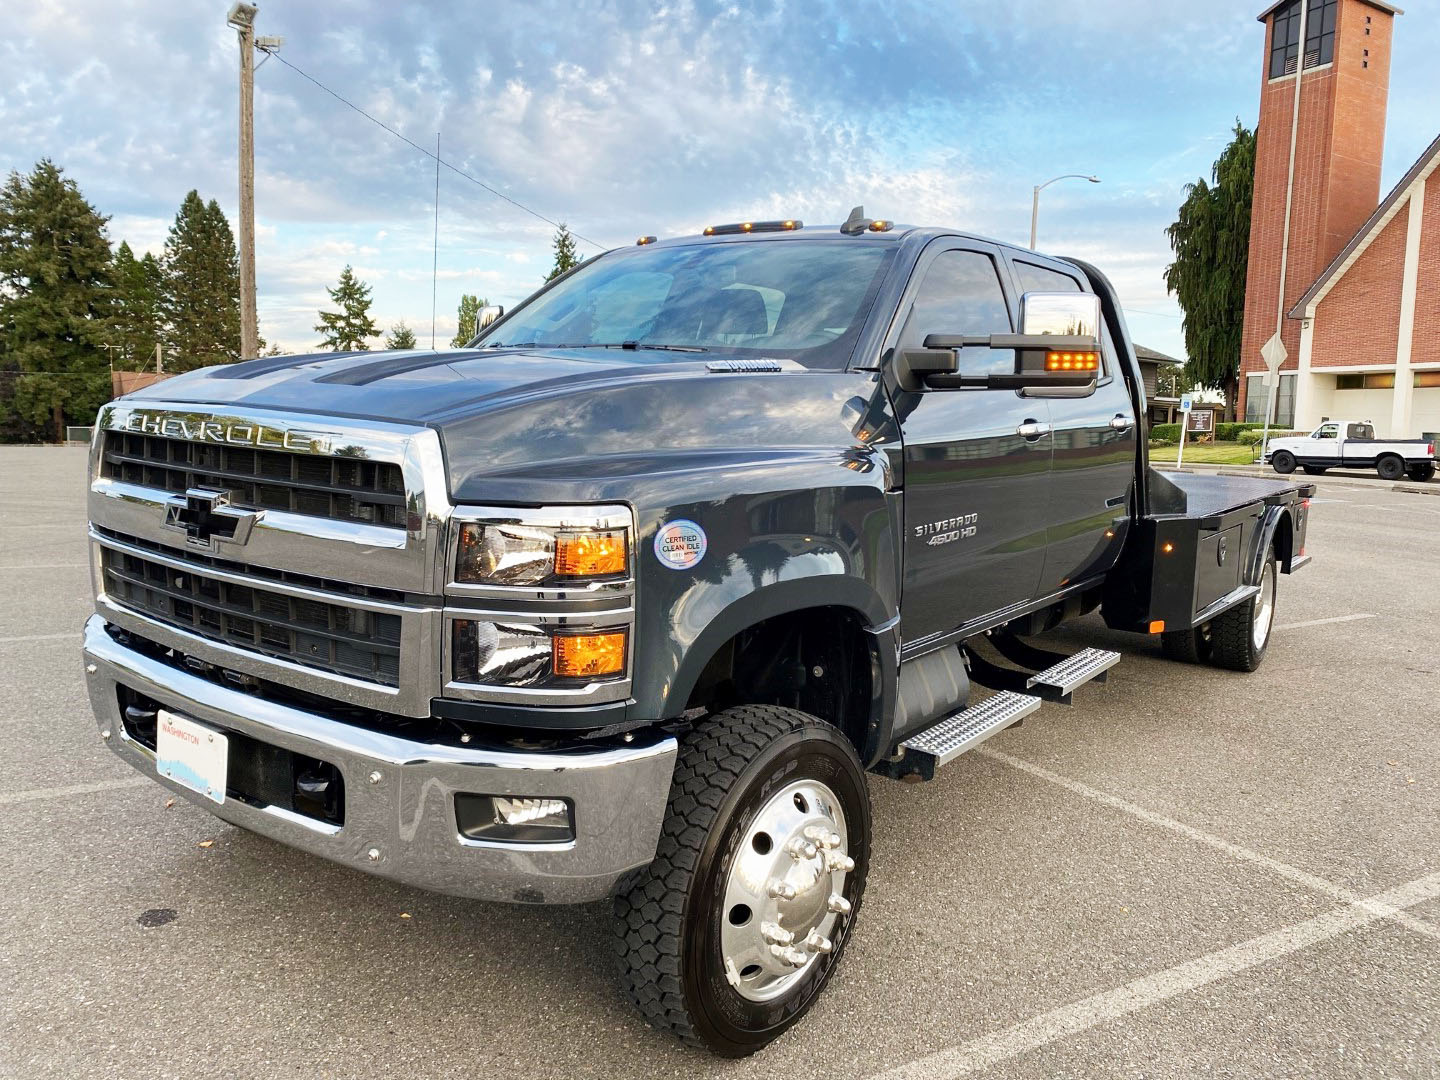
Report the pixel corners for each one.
[456,523,628,585]
[452,619,629,685]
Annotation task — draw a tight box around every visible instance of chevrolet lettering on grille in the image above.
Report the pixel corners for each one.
[163,488,261,550]
[120,411,335,455]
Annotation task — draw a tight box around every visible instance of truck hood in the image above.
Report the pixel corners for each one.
[126,348,896,504]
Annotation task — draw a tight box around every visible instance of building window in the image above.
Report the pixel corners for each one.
[1269,0,1337,79]
[1337,373,1396,390]
[1416,372,1440,388]
[1245,373,1297,427]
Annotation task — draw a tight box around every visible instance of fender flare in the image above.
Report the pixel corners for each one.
[661,575,899,765]
[1249,505,1295,582]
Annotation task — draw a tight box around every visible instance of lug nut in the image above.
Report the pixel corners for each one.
[100,729,111,741]
[791,839,817,860]
[366,847,381,862]
[804,930,833,954]
[767,880,797,901]
[829,853,855,873]
[367,770,383,785]
[761,922,794,946]
[770,945,807,967]
[828,893,852,915]
[826,831,842,848]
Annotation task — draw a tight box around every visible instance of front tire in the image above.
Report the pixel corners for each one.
[613,705,870,1057]
[1209,554,1278,672]
[1376,454,1405,481]
[1272,450,1296,475]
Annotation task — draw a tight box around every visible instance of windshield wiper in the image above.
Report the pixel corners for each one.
[487,341,707,353]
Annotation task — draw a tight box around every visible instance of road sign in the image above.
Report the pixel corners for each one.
[1261,333,1288,385]
[1179,393,1193,413]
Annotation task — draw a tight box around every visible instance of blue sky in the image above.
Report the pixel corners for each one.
[4,0,1438,358]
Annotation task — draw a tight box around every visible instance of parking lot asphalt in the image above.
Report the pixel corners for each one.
[1,446,1436,1079]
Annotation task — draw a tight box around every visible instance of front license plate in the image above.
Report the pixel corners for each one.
[156,710,228,805]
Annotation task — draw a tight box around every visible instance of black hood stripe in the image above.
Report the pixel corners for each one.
[212,351,368,380]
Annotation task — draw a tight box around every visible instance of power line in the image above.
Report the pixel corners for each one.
[266,52,608,251]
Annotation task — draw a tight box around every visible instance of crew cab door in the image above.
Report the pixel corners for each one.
[1008,258,1135,593]
[887,241,1052,642]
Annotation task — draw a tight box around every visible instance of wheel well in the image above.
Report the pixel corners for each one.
[682,607,873,757]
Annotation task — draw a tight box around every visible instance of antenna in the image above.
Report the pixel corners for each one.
[840,205,870,236]
[431,131,440,350]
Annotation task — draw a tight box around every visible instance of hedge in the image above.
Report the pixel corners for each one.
[1150,423,1181,442]
[1149,421,1274,443]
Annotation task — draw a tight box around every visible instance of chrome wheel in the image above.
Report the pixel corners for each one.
[1252,559,1276,650]
[719,778,852,1003]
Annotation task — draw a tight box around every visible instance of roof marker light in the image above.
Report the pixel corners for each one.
[636,235,657,246]
[702,220,804,236]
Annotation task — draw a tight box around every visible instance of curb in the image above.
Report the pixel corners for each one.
[1392,483,1440,497]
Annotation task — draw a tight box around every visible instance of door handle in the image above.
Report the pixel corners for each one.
[1109,414,1134,432]
[1017,420,1051,439]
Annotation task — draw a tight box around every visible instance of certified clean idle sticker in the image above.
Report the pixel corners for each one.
[653,519,707,570]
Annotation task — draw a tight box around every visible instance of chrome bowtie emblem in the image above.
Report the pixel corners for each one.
[163,488,260,550]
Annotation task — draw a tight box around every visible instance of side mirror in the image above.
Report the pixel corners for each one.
[477,304,504,331]
[893,291,1104,396]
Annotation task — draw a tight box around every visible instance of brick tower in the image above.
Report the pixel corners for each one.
[1236,0,1398,423]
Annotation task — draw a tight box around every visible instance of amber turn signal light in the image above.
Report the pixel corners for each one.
[553,631,627,678]
[554,529,627,577]
[1045,351,1100,372]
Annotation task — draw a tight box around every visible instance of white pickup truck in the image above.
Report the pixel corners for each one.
[1265,420,1436,481]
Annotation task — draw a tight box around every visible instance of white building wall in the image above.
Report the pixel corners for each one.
[1412,387,1440,439]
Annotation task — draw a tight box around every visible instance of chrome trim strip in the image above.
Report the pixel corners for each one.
[91,528,416,615]
[83,616,676,904]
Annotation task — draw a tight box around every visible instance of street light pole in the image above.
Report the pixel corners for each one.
[1030,173,1101,250]
[228,3,260,360]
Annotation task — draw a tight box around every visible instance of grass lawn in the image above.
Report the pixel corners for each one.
[1148,440,1257,465]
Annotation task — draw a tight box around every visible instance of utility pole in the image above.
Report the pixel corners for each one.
[228,3,260,360]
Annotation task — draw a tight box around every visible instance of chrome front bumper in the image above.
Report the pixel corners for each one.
[82,616,677,904]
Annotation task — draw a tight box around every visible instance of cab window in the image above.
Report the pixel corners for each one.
[899,250,1013,377]
[1347,423,1373,439]
[1314,424,1340,439]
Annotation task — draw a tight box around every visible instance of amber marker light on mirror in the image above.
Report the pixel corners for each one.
[1148,620,1166,634]
[553,631,627,678]
[554,529,627,578]
[1161,542,1175,554]
[1045,351,1100,372]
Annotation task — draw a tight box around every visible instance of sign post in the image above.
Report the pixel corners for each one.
[1176,393,1193,468]
[1259,333,1288,456]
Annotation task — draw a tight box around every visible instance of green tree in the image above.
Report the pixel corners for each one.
[162,191,243,370]
[111,240,164,370]
[1164,120,1255,420]
[385,320,417,349]
[1156,362,1193,399]
[314,265,379,350]
[545,223,581,281]
[451,293,490,346]
[0,159,114,442]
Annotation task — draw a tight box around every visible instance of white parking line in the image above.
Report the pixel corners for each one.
[1273,612,1377,632]
[0,632,77,645]
[871,871,1440,1080]
[0,776,151,806]
[978,747,1440,941]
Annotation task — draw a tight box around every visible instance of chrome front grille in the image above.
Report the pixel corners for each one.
[89,403,452,716]
[101,545,402,686]
[101,431,407,528]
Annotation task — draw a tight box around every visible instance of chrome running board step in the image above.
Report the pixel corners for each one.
[1025,647,1120,706]
[896,691,1042,780]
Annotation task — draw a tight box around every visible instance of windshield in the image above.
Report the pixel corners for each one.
[475,239,895,367]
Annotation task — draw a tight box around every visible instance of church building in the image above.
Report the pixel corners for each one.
[1237,0,1440,440]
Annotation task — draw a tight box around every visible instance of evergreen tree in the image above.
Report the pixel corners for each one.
[1164,121,1255,420]
[451,294,490,346]
[161,191,243,370]
[111,241,164,370]
[314,265,379,350]
[385,321,418,349]
[0,159,114,441]
[545,224,581,281]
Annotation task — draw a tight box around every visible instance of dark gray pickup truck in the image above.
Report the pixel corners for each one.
[83,211,1312,1056]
